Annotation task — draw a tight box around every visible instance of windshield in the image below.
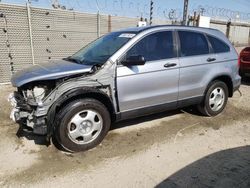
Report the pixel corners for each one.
[70,32,136,65]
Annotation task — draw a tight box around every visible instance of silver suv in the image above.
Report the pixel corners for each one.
[9,25,241,152]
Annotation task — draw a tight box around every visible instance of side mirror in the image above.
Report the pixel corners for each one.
[122,55,146,66]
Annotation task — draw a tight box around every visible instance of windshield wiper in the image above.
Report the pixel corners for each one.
[63,56,82,64]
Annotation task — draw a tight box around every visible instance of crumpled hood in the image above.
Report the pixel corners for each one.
[11,59,93,87]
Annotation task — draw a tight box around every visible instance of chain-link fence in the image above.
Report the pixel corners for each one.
[0,3,249,83]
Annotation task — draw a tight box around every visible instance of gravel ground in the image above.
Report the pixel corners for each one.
[0,46,249,187]
[0,78,250,188]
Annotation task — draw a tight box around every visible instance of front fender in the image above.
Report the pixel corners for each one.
[46,86,114,139]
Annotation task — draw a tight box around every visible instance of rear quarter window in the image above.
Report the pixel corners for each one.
[208,35,230,53]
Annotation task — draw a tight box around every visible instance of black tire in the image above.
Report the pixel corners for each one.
[54,98,111,152]
[198,81,228,116]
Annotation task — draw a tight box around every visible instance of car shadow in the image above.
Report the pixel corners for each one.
[112,105,203,130]
[16,123,49,146]
[156,145,250,188]
[112,109,183,130]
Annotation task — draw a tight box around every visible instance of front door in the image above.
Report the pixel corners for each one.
[116,30,179,113]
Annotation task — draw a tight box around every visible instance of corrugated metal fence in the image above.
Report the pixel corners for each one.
[0,3,249,83]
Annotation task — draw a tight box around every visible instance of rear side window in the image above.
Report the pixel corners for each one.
[208,35,230,53]
[178,31,209,57]
[126,31,175,61]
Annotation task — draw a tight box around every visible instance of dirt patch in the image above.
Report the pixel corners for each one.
[0,84,249,187]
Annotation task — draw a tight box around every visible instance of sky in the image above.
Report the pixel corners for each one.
[1,0,250,21]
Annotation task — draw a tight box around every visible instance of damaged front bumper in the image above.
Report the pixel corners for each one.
[8,92,23,122]
[8,92,48,135]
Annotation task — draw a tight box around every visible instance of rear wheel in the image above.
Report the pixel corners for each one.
[54,98,111,152]
[198,81,228,116]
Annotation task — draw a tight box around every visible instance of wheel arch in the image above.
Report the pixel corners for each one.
[55,87,115,118]
[46,87,115,138]
[207,75,233,97]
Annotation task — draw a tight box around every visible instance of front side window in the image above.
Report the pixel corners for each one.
[208,35,230,53]
[125,31,175,62]
[178,31,209,57]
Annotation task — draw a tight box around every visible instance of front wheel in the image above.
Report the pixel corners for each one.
[54,98,111,152]
[198,81,228,116]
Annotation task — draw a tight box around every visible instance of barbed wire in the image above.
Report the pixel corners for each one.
[30,0,250,21]
[191,4,250,21]
[71,0,250,21]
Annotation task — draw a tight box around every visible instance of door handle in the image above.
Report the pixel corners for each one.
[164,63,177,68]
[207,58,216,62]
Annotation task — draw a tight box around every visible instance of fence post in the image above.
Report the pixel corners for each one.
[27,3,35,65]
[97,11,100,37]
[1,13,14,75]
[108,15,111,32]
[226,20,231,39]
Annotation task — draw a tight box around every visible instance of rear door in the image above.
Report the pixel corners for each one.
[116,30,179,112]
[177,30,215,101]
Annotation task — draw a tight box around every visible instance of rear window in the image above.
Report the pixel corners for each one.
[178,31,209,57]
[208,35,230,53]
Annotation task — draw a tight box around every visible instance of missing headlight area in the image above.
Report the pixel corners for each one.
[26,86,46,104]
[19,81,56,105]
[8,80,56,135]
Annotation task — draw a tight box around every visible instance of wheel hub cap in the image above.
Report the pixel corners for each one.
[67,110,103,145]
[209,87,225,112]
[79,120,93,134]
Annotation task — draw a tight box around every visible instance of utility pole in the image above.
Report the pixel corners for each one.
[182,0,189,25]
[149,0,153,25]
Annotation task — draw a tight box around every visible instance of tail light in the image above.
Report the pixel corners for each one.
[239,48,250,64]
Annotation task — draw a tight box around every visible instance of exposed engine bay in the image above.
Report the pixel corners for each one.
[8,81,56,135]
